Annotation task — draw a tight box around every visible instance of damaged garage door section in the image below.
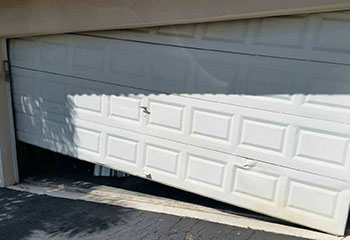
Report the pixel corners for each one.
[9,10,350,235]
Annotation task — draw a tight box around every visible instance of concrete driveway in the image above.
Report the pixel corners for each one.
[0,188,309,240]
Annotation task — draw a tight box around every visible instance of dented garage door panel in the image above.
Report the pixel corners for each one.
[11,66,350,182]
[15,113,350,235]
[10,36,350,181]
[10,34,350,125]
[9,11,350,235]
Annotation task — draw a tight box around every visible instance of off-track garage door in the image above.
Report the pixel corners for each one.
[9,11,350,235]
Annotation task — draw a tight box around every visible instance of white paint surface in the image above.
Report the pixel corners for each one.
[9,11,350,235]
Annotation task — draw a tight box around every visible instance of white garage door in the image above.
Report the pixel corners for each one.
[9,11,350,235]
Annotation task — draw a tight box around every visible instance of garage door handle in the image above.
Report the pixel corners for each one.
[140,106,151,114]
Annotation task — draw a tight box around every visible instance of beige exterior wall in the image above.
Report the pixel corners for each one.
[1,0,350,38]
[0,39,18,187]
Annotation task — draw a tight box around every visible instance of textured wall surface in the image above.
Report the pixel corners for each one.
[0,40,17,186]
[1,0,350,37]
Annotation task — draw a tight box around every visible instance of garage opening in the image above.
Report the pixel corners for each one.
[9,11,350,235]
[16,141,309,230]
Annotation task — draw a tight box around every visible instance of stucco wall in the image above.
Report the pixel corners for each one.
[0,40,17,186]
[1,0,350,38]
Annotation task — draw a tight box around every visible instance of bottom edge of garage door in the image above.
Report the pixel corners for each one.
[15,118,350,236]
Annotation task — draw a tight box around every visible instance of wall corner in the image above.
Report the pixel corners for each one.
[0,38,19,187]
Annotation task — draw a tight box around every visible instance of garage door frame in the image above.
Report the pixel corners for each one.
[2,3,350,235]
[8,13,350,233]
[0,39,18,187]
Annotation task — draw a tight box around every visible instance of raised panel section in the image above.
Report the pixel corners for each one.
[74,127,101,154]
[40,41,68,66]
[109,96,141,122]
[313,18,350,52]
[203,21,248,43]
[110,47,146,76]
[106,134,138,164]
[186,154,225,189]
[147,100,185,132]
[233,168,278,202]
[39,80,66,104]
[150,53,188,91]
[73,46,104,72]
[71,88,102,114]
[305,94,350,111]
[239,117,288,155]
[303,76,350,111]
[253,16,306,48]
[15,113,36,134]
[10,39,36,62]
[294,128,349,166]
[193,58,237,94]
[144,144,180,176]
[286,180,339,218]
[244,66,295,97]
[12,73,36,97]
[42,119,73,143]
[190,108,233,142]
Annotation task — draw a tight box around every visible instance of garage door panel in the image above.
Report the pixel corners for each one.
[12,67,239,154]
[9,38,39,69]
[232,166,279,203]
[252,15,307,49]
[11,66,350,180]
[108,43,153,89]
[301,69,350,111]
[41,118,73,143]
[90,11,350,65]
[189,51,241,94]
[12,66,153,126]
[312,13,350,54]
[11,69,36,97]
[143,143,181,177]
[108,95,142,123]
[14,87,350,182]
[144,96,187,134]
[238,117,289,156]
[203,20,249,43]
[15,112,38,136]
[190,107,233,142]
[188,60,350,124]
[71,88,103,116]
[40,39,70,72]
[14,110,350,234]
[238,58,299,96]
[142,95,237,153]
[232,106,350,181]
[12,35,350,124]
[292,127,350,168]
[10,12,350,235]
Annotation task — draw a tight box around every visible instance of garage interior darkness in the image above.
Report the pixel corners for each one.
[8,10,350,235]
